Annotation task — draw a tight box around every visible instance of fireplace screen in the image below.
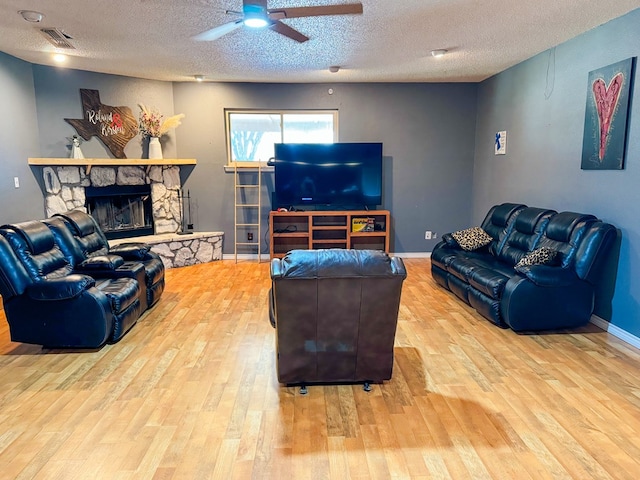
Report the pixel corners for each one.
[85,185,154,239]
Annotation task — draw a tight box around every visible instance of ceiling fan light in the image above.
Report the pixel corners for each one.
[194,75,205,82]
[244,16,268,28]
[243,4,269,28]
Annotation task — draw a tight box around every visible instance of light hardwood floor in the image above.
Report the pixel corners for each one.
[1,259,640,479]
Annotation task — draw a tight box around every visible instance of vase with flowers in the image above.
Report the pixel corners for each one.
[138,104,185,159]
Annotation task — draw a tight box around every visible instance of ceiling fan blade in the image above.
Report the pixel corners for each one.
[269,20,309,43]
[269,3,363,19]
[193,20,243,41]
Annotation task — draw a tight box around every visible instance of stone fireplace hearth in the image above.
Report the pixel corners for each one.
[42,165,182,235]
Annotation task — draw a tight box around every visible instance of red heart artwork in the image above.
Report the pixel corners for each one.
[592,73,624,161]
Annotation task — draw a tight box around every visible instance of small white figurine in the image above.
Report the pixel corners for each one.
[70,135,84,159]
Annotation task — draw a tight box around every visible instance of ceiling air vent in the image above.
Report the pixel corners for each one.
[39,28,75,49]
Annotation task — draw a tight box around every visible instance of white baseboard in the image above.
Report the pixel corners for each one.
[590,315,640,350]
[223,251,433,260]
[222,253,267,261]
[391,252,431,258]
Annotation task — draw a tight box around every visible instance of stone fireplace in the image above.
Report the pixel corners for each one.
[42,165,182,235]
[35,161,224,269]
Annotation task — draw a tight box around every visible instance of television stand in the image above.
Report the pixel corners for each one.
[269,210,390,259]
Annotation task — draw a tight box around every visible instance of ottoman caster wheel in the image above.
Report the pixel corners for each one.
[363,382,372,392]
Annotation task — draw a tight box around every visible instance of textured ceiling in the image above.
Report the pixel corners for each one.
[1,0,639,83]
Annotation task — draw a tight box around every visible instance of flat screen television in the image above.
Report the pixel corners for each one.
[274,142,383,209]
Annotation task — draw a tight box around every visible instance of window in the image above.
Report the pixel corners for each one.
[225,110,338,166]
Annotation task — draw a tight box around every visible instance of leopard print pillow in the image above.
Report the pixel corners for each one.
[451,227,493,251]
[514,247,558,270]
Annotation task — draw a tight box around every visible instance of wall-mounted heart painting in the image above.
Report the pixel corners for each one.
[581,57,636,170]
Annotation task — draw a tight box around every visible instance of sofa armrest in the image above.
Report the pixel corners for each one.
[270,258,284,279]
[515,265,580,287]
[110,243,151,260]
[27,274,96,301]
[501,273,594,331]
[77,254,125,271]
[391,256,407,277]
[440,233,461,249]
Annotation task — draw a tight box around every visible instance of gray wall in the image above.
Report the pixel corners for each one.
[0,56,478,255]
[0,52,44,223]
[173,82,478,254]
[32,66,176,159]
[474,9,640,335]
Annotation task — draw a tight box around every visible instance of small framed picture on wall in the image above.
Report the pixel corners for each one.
[495,131,507,155]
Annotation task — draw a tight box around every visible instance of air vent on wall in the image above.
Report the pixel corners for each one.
[40,28,75,49]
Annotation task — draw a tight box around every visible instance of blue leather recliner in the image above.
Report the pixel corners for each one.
[0,220,142,348]
[47,210,165,310]
[0,210,166,349]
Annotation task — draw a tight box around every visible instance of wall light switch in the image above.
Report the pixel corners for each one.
[14,177,20,188]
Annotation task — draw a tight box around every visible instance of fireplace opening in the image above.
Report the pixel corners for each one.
[85,185,154,240]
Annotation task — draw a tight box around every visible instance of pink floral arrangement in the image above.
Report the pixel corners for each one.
[138,104,184,138]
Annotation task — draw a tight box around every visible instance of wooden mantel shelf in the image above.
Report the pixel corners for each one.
[28,157,197,174]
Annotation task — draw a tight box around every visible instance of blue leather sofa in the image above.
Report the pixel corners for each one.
[430,203,617,332]
[0,211,164,349]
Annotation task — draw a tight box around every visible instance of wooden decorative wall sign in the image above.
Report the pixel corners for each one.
[65,89,138,159]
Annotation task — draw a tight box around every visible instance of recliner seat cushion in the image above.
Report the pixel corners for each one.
[95,277,139,313]
[447,252,504,282]
[467,261,516,299]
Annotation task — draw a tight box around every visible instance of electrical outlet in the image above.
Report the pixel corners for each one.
[247,232,254,241]
[425,231,432,240]
[14,177,20,188]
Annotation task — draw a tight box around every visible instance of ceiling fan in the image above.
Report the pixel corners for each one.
[194,0,364,43]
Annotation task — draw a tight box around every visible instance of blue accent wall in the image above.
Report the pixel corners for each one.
[0,52,44,222]
[474,9,640,336]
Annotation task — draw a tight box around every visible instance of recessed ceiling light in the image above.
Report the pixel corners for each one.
[194,75,204,82]
[329,66,340,73]
[19,10,44,23]
[430,49,447,58]
[53,53,67,63]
